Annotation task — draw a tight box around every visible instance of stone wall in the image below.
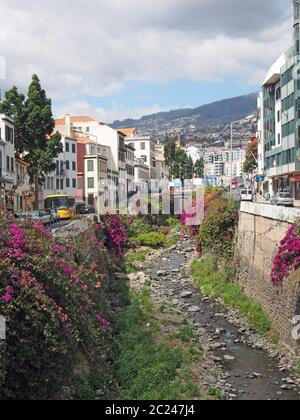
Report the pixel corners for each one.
[236,202,300,354]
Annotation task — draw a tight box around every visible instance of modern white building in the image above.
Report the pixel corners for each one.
[203,147,246,182]
[0,114,15,206]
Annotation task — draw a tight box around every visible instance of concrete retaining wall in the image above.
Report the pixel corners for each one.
[52,216,96,239]
[236,202,300,354]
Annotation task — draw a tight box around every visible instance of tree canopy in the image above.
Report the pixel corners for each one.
[243,137,258,174]
[0,74,63,207]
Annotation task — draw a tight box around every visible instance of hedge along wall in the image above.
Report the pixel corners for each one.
[235,203,300,354]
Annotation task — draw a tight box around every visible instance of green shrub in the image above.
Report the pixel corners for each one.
[128,219,153,237]
[191,256,272,336]
[198,197,238,260]
[134,232,167,248]
[165,216,181,229]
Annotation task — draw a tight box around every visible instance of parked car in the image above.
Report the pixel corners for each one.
[271,192,294,207]
[76,201,87,215]
[47,209,61,224]
[79,204,96,214]
[240,189,253,202]
[29,211,52,225]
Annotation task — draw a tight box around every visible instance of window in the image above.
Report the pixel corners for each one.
[11,158,14,173]
[140,142,146,150]
[141,155,147,163]
[72,161,76,171]
[66,142,70,152]
[282,120,295,138]
[72,144,76,154]
[56,179,60,190]
[87,177,94,189]
[277,111,280,123]
[60,179,64,190]
[281,67,293,87]
[5,126,14,143]
[66,160,70,170]
[282,93,295,113]
[72,179,77,188]
[66,178,70,188]
[6,156,9,172]
[87,160,94,171]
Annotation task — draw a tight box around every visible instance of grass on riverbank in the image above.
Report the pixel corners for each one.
[124,248,152,273]
[112,287,205,400]
[191,254,272,337]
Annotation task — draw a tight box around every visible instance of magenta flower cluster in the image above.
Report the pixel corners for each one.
[271,223,300,287]
[105,214,128,256]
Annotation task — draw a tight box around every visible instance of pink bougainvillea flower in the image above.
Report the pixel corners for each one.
[2,293,13,303]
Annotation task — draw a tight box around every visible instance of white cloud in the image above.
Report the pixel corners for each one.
[0,0,294,120]
[54,99,169,124]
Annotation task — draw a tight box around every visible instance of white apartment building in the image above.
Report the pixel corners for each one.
[15,158,33,211]
[155,150,169,180]
[203,148,246,180]
[134,158,150,192]
[84,153,108,209]
[125,144,135,194]
[125,135,156,179]
[56,116,126,187]
[43,136,78,203]
[0,114,15,206]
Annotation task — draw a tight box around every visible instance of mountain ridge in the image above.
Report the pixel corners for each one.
[112,93,258,131]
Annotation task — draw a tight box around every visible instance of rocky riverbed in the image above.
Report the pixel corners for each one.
[127,238,300,401]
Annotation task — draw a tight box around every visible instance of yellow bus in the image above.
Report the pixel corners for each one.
[44,195,76,220]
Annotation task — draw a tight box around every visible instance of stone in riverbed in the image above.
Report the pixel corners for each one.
[209,342,226,350]
[180,291,193,298]
[157,270,167,276]
[224,355,235,362]
[188,306,201,313]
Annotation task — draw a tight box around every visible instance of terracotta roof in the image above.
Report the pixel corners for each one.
[75,136,96,145]
[118,127,136,137]
[16,157,28,166]
[55,116,100,126]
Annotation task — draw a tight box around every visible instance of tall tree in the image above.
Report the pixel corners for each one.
[0,75,62,208]
[185,156,194,180]
[243,137,258,174]
[0,87,26,155]
[194,158,204,178]
[164,140,177,176]
[164,140,194,181]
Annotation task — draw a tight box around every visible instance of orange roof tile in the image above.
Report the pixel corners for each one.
[118,127,137,137]
[76,136,96,145]
[55,116,101,126]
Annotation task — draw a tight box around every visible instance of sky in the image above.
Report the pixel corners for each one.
[0,0,294,123]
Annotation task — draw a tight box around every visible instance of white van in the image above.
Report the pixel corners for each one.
[240,189,253,202]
